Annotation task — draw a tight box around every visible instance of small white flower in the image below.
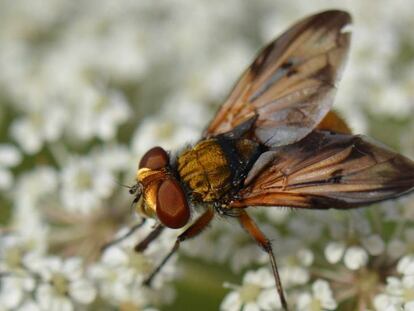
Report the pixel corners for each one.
[89,221,177,307]
[296,279,337,311]
[90,25,149,81]
[67,87,130,141]
[34,257,96,310]
[11,167,56,252]
[374,277,414,310]
[10,104,67,154]
[1,2,414,311]
[0,235,44,310]
[14,300,41,311]
[220,268,281,311]
[344,246,369,270]
[0,144,21,190]
[0,276,36,310]
[373,293,395,311]
[374,255,414,310]
[325,242,346,264]
[397,254,414,276]
[278,242,312,287]
[14,167,58,206]
[0,234,43,274]
[60,156,114,213]
[280,265,310,288]
[0,144,21,167]
[91,144,132,174]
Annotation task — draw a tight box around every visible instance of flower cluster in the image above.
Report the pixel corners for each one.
[0,0,414,310]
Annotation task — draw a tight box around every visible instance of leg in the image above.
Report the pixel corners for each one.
[238,210,289,311]
[144,208,214,286]
[134,223,164,252]
[101,218,147,252]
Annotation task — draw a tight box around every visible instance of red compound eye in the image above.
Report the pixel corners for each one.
[156,177,190,229]
[139,146,169,170]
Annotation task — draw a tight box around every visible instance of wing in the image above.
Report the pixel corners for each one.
[316,110,351,134]
[204,10,352,147]
[229,131,414,209]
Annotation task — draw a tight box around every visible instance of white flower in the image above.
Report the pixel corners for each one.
[0,235,43,310]
[67,87,131,141]
[296,279,337,311]
[91,144,132,174]
[34,257,96,311]
[343,246,369,270]
[60,156,114,213]
[279,246,312,288]
[8,300,41,311]
[131,99,206,158]
[88,23,149,81]
[10,103,67,154]
[373,293,402,311]
[89,220,177,306]
[374,276,414,310]
[220,268,281,311]
[397,254,414,276]
[0,144,21,190]
[0,234,44,274]
[325,241,346,264]
[1,1,414,310]
[13,167,58,207]
[280,265,310,288]
[0,276,36,310]
[374,255,414,310]
[12,167,57,251]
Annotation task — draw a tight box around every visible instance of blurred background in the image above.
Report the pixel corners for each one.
[0,0,414,310]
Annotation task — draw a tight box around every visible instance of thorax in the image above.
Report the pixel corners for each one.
[176,137,262,203]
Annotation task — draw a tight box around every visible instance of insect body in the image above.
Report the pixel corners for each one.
[177,136,262,203]
[129,10,414,310]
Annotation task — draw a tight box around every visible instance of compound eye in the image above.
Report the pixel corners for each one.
[139,146,169,170]
[156,177,190,229]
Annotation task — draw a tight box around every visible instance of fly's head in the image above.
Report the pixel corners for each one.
[133,146,190,229]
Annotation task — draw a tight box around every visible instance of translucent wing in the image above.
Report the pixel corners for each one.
[230,131,414,209]
[204,10,352,147]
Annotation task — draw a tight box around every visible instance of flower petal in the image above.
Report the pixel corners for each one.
[69,279,97,304]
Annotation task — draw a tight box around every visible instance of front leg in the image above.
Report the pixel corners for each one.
[134,223,164,252]
[144,207,215,286]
